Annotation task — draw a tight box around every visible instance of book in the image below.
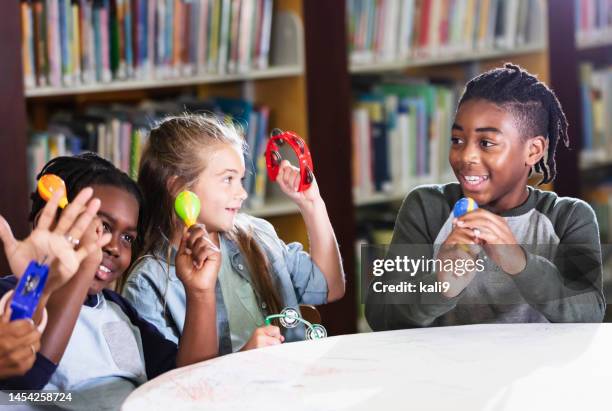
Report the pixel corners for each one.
[347,0,544,65]
[24,0,276,89]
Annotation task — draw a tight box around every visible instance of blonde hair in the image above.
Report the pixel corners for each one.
[132,113,282,316]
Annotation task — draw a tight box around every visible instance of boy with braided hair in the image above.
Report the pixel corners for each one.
[366,63,604,329]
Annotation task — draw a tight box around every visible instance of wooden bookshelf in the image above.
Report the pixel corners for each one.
[3,0,601,334]
[548,1,612,198]
[25,66,303,98]
[344,0,554,332]
[576,35,612,51]
[25,9,305,98]
[1,0,360,336]
[350,43,547,74]
[0,1,29,273]
[348,0,551,211]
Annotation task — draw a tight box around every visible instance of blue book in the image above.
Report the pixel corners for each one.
[93,1,103,82]
[165,0,173,68]
[140,0,148,69]
[215,97,254,131]
[580,64,594,151]
[124,0,133,76]
[415,98,427,175]
[359,94,390,192]
[251,107,269,193]
[244,110,260,196]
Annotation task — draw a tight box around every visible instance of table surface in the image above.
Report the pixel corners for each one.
[122,323,612,411]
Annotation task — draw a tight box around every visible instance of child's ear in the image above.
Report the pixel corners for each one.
[166,175,183,197]
[525,136,547,167]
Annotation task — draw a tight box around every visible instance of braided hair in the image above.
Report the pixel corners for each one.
[29,152,143,223]
[458,63,569,184]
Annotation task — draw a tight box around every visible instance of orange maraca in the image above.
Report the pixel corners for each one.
[37,174,68,208]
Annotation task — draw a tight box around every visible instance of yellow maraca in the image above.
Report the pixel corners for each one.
[37,174,68,208]
[174,191,201,227]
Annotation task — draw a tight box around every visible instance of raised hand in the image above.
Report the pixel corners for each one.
[275,160,321,208]
[0,188,111,295]
[175,224,221,294]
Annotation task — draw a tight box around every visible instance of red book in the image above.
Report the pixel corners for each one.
[419,0,431,49]
[439,0,450,48]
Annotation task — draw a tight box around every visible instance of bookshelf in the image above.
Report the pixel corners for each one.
[3,0,602,334]
[1,0,359,336]
[25,10,305,98]
[348,0,550,211]
[548,1,612,198]
[350,43,547,74]
[0,1,29,273]
[344,0,553,332]
[25,65,302,97]
[550,0,612,319]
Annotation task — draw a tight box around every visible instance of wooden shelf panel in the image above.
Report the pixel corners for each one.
[25,65,303,98]
[354,174,456,206]
[244,200,299,218]
[350,43,546,74]
[576,31,612,50]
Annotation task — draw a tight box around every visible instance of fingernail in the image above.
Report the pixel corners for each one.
[457,221,464,226]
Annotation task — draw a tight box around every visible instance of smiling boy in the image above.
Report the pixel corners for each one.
[365,64,605,329]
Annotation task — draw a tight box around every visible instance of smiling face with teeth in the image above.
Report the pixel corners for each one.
[88,185,139,295]
[449,99,546,212]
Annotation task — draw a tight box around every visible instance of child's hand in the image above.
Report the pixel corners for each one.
[436,226,482,298]
[176,224,221,294]
[241,325,284,351]
[0,188,111,295]
[442,224,482,258]
[455,209,527,274]
[0,308,41,378]
[276,160,321,209]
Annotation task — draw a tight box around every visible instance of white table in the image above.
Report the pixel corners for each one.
[122,324,612,410]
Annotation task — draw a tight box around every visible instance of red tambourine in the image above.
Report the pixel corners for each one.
[265,129,314,192]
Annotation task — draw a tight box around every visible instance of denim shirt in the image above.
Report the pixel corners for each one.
[122,214,328,355]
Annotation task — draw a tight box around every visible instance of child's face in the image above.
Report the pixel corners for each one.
[449,99,532,211]
[88,185,139,295]
[190,144,248,233]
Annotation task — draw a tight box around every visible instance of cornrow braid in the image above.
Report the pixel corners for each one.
[458,63,570,184]
[29,152,143,223]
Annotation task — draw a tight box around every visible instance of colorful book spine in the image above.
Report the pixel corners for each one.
[24,0,277,89]
[22,1,36,89]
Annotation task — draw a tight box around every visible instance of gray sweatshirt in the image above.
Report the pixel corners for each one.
[365,183,605,329]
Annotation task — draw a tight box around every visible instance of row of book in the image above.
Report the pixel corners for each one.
[347,0,545,65]
[579,63,612,168]
[575,0,612,46]
[351,78,460,199]
[21,0,275,89]
[27,96,273,208]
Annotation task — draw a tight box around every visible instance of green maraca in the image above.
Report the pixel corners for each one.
[175,191,201,228]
